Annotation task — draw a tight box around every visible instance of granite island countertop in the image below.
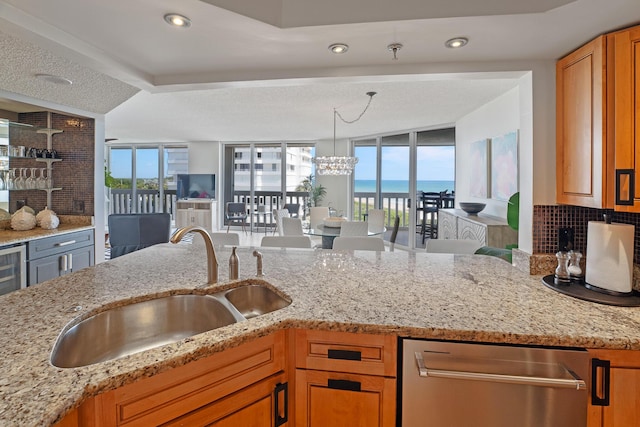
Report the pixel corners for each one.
[1,239,639,426]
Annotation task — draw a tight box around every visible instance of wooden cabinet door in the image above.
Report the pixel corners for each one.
[295,369,396,427]
[613,25,640,211]
[163,374,288,427]
[587,349,640,427]
[556,35,613,208]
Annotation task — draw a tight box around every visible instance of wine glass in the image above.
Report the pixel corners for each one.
[13,168,24,190]
[37,168,47,189]
[6,169,16,190]
[26,168,37,190]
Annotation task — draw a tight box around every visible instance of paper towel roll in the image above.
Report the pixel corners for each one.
[585,221,635,293]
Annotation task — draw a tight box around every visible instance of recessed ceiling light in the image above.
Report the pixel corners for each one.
[164,13,191,28]
[445,37,468,49]
[34,73,73,85]
[328,43,349,54]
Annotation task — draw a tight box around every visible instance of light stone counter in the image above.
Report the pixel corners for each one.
[0,215,93,246]
[0,237,639,426]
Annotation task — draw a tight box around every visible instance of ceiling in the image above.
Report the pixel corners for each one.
[0,0,639,142]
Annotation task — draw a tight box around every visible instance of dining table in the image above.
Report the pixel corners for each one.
[305,223,386,249]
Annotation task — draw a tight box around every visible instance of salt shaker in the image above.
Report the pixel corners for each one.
[229,246,239,280]
[567,250,583,281]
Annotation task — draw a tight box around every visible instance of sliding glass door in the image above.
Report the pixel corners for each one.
[106,145,188,217]
[353,128,455,249]
[223,142,314,230]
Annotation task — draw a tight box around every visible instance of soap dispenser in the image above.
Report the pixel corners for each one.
[229,246,239,280]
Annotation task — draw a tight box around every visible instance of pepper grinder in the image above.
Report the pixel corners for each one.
[229,246,239,280]
[554,251,570,285]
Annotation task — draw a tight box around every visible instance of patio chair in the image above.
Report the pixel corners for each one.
[260,236,312,248]
[333,236,385,251]
[283,203,301,218]
[339,221,369,237]
[225,202,248,234]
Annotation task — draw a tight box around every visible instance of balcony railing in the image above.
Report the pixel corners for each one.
[106,189,428,235]
[108,189,177,217]
[353,192,412,228]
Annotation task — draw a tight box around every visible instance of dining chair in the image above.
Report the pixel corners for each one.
[425,239,483,254]
[260,236,312,248]
[332,236,385,251]
[339,221,369,237]
[367,209,385,234]
[309,206,330,229]
[209,232,240,247]
[272,208,290,235]
[225,202,248,234]
[389,216,401,252]
[108,213,171,259]
[281,217,304,236]
[283,203,300,218]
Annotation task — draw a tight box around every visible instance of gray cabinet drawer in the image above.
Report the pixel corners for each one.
[27,229,94,260]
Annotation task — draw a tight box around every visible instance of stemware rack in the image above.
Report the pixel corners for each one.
[0,114,63,208]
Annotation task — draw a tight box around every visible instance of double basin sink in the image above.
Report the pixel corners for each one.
[50,284,291,368]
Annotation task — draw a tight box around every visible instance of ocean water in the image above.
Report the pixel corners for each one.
[355,180,454,193]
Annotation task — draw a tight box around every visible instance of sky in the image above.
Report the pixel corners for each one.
[110,148,163,179]
[110,145,455,181]
[355,146,455,181]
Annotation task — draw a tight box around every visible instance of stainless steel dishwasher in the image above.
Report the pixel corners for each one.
[401,339,589,427]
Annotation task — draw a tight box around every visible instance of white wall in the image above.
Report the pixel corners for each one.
[455,64,556,253]
[455,87,520,219]
[187,141,222,228]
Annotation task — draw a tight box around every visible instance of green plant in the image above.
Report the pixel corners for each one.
[104,166,116,188]
[296,175,326,208]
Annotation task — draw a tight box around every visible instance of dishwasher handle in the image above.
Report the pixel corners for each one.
[415,352,586,390]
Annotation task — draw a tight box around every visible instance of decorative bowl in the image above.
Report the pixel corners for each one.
[323,217,347,228]
[459,202,486,215]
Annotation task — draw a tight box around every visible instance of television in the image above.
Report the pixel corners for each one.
[177,174,216,199]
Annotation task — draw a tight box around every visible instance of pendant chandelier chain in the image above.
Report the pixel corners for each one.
[332,91,376,154]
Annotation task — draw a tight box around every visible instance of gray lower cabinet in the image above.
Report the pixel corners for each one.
[27,229,95,286]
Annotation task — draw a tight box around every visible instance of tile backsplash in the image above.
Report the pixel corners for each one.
[533,205,640,264]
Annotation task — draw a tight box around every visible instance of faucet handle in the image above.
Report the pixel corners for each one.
[252,250,264,277]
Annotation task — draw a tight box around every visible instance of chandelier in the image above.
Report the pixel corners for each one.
[313,91,377,175]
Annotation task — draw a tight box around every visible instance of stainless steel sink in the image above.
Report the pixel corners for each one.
[223,284,291,319]
[50,284,291,368]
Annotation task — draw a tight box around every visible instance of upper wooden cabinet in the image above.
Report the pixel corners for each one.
[556,35,613,208]
[556,24,640,211]
[612,25,640,211]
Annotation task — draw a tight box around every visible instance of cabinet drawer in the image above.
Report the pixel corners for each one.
[295,369,396,427]
[295,329,396,377]
[27,229,94,260]
[96,331,286,426]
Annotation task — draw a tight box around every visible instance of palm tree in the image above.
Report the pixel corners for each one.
[296,175,326,211]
